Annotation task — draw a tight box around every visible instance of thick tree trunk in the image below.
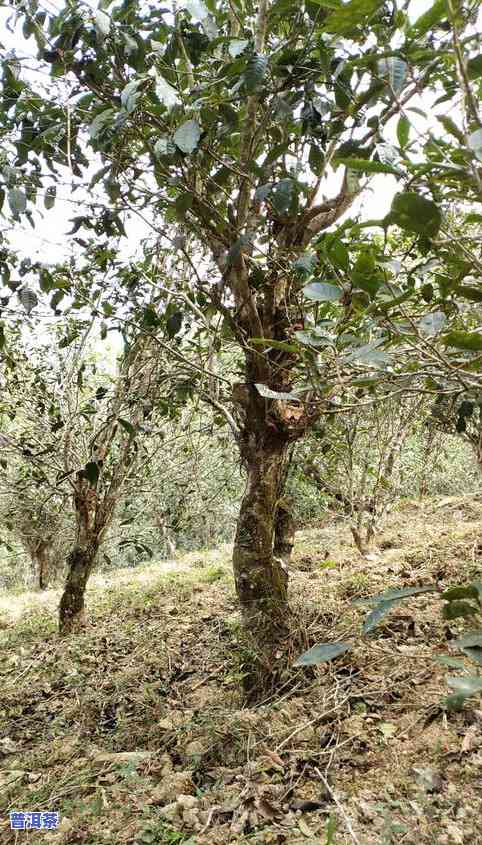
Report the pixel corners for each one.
[58,542,99,635]
[233,443,290,634]
[273,497,295,566]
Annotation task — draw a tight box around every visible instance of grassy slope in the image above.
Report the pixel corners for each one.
[1,497,482,845]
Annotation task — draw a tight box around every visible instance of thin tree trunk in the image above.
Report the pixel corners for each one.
[59,542,98,634]
[37,543,50,590]
[27,540,52,590]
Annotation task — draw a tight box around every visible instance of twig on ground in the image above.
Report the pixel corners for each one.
[315,767,361,845]
[275,695,350,752]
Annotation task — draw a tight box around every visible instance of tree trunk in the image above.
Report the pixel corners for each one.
[36,542,50,590]
[273,497,295,566]
[58,542,98,635]
[233,442,290,634]
[27,540,52,590]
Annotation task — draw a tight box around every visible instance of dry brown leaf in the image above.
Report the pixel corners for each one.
[461,724,479,753]
[263,748,285,768]
[256,797,283,821]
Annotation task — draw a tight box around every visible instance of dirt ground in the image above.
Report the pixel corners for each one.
[1,496,482,844]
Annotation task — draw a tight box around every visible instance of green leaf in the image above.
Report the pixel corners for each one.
[410,0,447,37]
[456,286,482,303]
[303,282,342,302]
[294,641,351,666]
[443,331,482,352]
[95,8,111,39]
[294,330,331,348]
[468,128,482,163]
[270,179,294,215]
[442,585,480,602]
[175,192,194,217]
[120,78,145,113]
[44,186,56,210]
[363,600,397,634]
[50,290,64,310]
[324,0,383,35]
[447,676,482,697]
[444,693,467,711]
[84,461,100,485]
[294,253,317,277]
[355,585,437,605]
[183,0,209,20]
[309,143,325,175]
[229,39,249,58]
[397,115,410,149]
[461,648,482,667]
[335,157,401,176]
[467,55,482,80]
[154,137,176,157]
[442,601,479,621]
[325,814,337,845]
[255,183,273,202]
[418,311,446,336]
[18,287,38,315]
[142,306,160,328]
[89,109,115,140]
[166,310,183,338]
[118,418,135,435]
[244,54,268,92]
[123,32,138,55]
[378,57,408,94]
[304,0,340,7]
[154,74,180,110]
[173,119,201,154]
[328,239,350,271]
[59,331,79,348]
[8,188,27,215]
[343,342,390,367]
[387,192,442,238]
[434,656,466,669]
[453,629,482,649]
[436,115,464,144]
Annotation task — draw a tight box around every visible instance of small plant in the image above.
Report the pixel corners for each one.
[324,814,337,844]
[319,559,337,570]
[204,564,227,583]
[139,819,195,844]
[295,581,482,710]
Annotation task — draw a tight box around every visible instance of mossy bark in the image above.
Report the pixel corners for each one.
[59,543,98,634]
[233,444,290,633]
[274,497,295,566]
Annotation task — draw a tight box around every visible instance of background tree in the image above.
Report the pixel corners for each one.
[2,0,481,674]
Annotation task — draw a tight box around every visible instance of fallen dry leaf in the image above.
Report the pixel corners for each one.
[461,724,479,753]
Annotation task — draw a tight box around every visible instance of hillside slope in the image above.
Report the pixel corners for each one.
[1,497,482,844]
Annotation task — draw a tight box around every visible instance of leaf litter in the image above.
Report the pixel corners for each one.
[0,498,481,843]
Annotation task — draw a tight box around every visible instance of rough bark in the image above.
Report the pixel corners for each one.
[59,542,98,635]
[233,441,290,633]
[36,542,50,590]
[273,497,295,566]
[26,539,53,590]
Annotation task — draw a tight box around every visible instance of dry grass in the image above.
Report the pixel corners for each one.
[1,497,481,844]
